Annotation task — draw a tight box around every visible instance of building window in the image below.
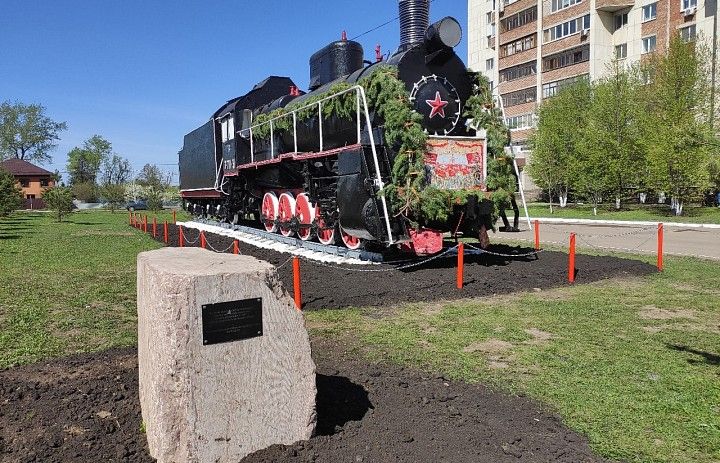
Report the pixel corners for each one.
[486,58,494,71]
[502,87,537,107]
[615,43,628,59]
[543,15,590,42]
[26,194,35,199]
[614,12,628,31]
[500,6,537,33]
[551,0,582,13]
[681,0,697,10]
[40,178,49,187]
[642,3,657,21]
[542,45,590,72]
[505,113,535,130]
[486,12,493,24]
[541,74,589,98]
[20,179,29,187]
[487,22,496,37]
[680,24,697,41]
[642,35,657,54]
[499,61,537,82]
[220,115,234,142]
[499,34,536,58]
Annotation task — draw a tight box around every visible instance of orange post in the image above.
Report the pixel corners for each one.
[143,215,148,233]
[457,242,464,289]
[173,209,176,224]
[135,213,140,228]
[568,233,576,283]
[200,231,206,249]
[179,225,184,248]
[292,256,302,311]
[233,239,239,255]
[657,223,664,271]
[163,220,168,244]
[534,220,540,250]
[152,217,157,237]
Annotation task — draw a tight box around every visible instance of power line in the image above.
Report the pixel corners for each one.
[350,0,439,41]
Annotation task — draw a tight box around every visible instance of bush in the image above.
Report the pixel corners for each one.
[0,167,23,216]
[100,183,126,212]
[145,187,164,211]
[72,181,97,202]
[43,186,74,221]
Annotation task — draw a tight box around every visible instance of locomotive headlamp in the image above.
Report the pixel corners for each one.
[425,17,462,52]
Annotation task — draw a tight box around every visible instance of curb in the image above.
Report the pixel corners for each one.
[525,217,720,229]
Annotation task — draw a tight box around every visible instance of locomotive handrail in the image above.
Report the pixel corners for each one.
[237,85,395,245]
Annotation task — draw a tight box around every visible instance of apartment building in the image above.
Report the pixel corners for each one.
[468,0,716,188]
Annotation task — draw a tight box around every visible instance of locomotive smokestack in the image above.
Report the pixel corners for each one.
[398,0,430,51]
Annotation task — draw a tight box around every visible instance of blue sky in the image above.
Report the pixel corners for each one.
[1,1,468,183]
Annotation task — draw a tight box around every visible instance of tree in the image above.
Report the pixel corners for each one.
[66,135,112,186]
[100,183,127,212]
[136,164,170,211]
[0,101,67,163]
[580,62,646,211]
[527,79,592,211]
[644,34,713,215]
[43,186,74,222]
[0,167,23,216]
[136,163,168,189]
[98,154,132,212]
[101,154,132,186]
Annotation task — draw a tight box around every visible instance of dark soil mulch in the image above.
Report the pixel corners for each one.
[0,340,608,463]
[155,223,656,311]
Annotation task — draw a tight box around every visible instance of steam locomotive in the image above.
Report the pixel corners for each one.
[179,0,493,255]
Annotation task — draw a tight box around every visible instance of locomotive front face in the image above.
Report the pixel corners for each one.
[388,16,473,138]
[410,74,462,136]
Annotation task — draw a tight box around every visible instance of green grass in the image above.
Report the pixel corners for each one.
[1,210,718,462]
[306,257,720,463]
[524,203,720,224]
[0,209,186,368]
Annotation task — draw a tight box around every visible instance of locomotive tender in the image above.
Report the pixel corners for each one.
[179,0,493,255]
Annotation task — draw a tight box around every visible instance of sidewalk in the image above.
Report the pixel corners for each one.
[493,220,720,260]
[522,216,720,229]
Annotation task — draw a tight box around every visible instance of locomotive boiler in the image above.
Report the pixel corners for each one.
[179,0,494,255]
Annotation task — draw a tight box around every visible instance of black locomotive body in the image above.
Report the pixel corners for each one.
[179,0,493,255]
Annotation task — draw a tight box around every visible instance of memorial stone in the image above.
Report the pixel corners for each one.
[137,247,316,463]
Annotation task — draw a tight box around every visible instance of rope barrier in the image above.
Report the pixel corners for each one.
[299,245,460,273]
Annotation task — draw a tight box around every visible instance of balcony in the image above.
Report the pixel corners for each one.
[596,0,634,12]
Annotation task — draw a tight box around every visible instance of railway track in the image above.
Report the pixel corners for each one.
[179,219,385,265]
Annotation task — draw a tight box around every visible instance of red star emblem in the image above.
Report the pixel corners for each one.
[425,91,449,119]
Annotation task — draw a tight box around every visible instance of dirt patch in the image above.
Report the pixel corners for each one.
[642,322,720,335]
[0,341,608,463]
[524,328,554,345]
[155,224,656,311]
[638,306,697,320]
[463,338,514,354]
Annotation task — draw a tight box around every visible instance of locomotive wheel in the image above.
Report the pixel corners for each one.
[261,192,279,232]
[278,193,296,237]
[315,205,335,245]
[340,226,362,250]
[295,193,315,241]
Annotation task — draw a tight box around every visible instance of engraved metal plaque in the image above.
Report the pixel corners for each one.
[201,298,263,345]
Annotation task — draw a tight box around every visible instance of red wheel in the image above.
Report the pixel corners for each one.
[261,192,279,232]
[315,205,335,245]
[295,193,315,241]
[340,226,362,250]
[278,192,296,237]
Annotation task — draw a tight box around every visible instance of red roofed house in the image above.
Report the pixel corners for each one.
[0,158,56,209]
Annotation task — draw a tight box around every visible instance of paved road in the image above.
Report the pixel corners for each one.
[491,221,720,260]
